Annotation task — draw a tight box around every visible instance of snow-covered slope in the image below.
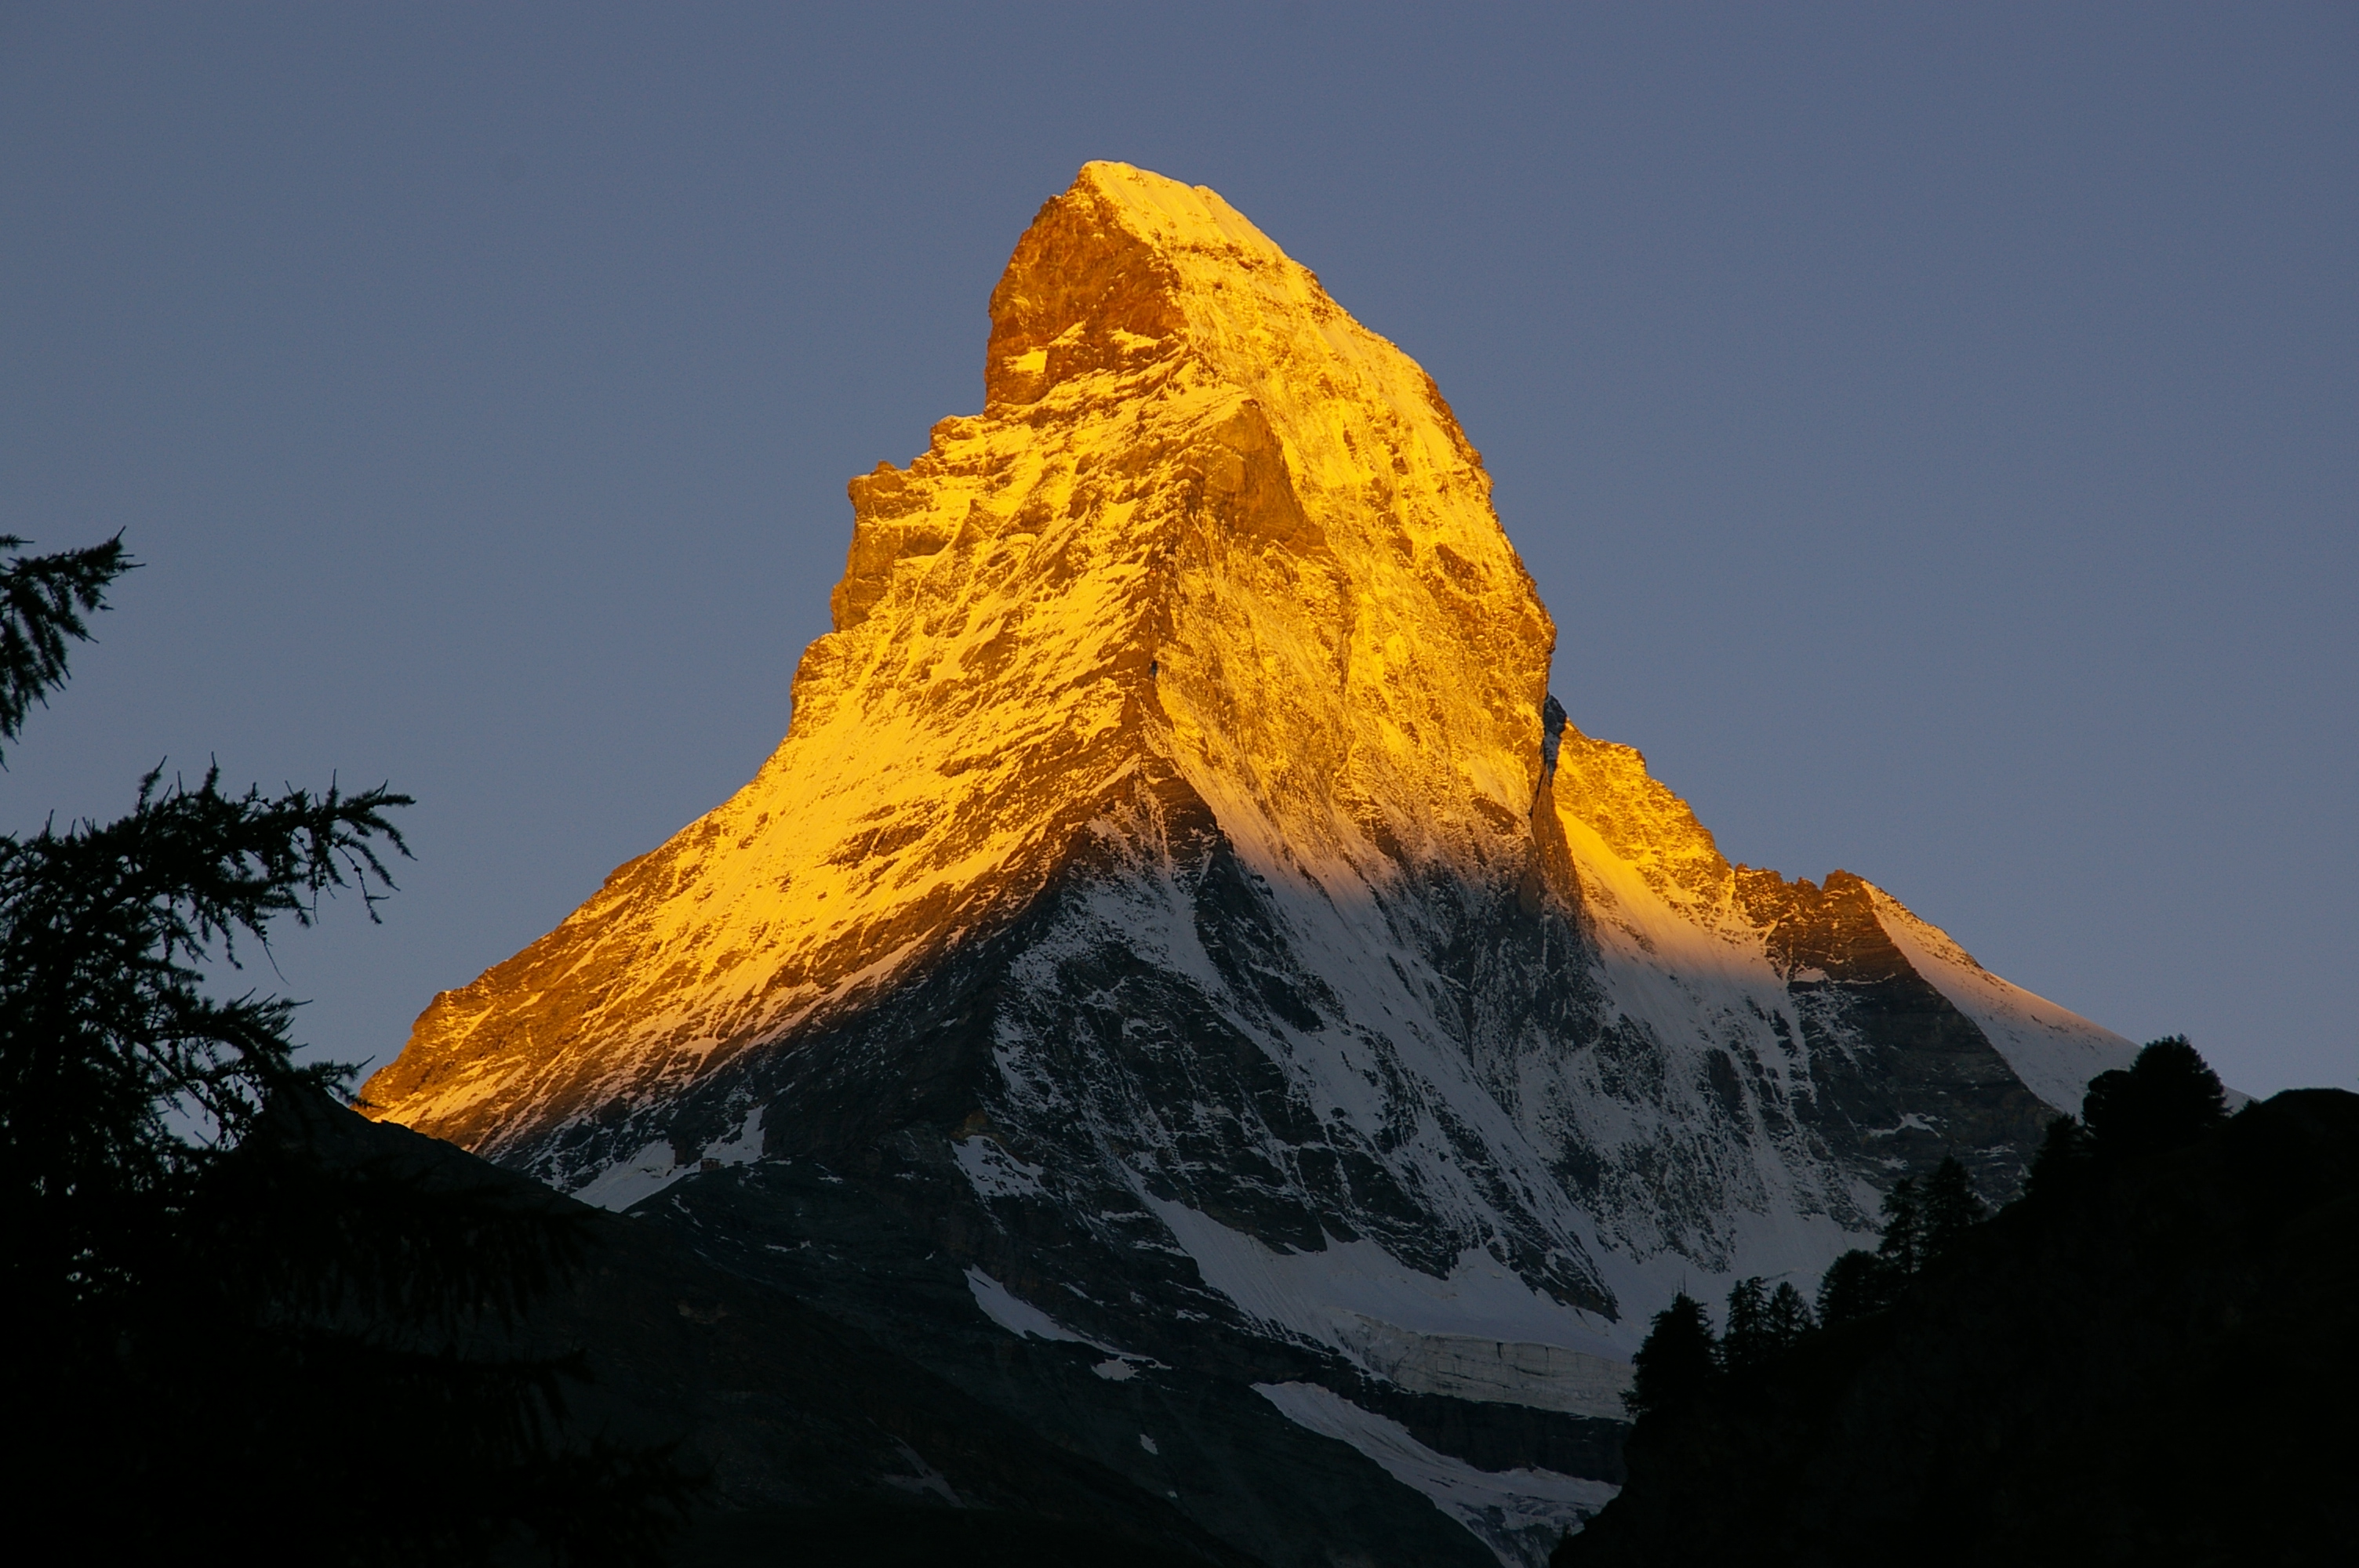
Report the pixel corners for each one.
[1868,887,2136,1111]
[362,164,2130,1568]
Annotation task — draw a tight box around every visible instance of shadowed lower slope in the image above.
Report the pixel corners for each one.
[286,1095,1291,1568]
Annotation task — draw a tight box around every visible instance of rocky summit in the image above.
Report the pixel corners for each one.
[363,163,2132,1568]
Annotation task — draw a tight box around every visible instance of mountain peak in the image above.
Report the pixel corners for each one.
[979,162,1483,458]
[367,163,1561,1158]
[980,161,1266,412]
[358,153,2132,1292]
[363,162,2124,1191]
[358,166,2139,1565]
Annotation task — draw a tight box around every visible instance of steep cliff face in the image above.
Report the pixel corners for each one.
[362,165,2132,1568]
[369,162,1550,1164]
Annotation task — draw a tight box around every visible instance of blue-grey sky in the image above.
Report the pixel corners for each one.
[3,4,2352,1097]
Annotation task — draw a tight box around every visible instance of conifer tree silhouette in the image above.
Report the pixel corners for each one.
[1817,1168,1957,1327]
[1875,1176,1926,1276]
[2083,1036,2230,1160]
[2025,1112,2095,1200]
[1815,1249,1892,1328]
[0,532,129,763]
[1922,1157,1988,1259]
[1720,1276,1773,1378]
[1763,1281,1814,1350]
[1625,1292,1718,1420]
[0,536,689,1563]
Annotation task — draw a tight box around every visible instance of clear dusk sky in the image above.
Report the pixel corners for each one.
[2,4,2352,1098]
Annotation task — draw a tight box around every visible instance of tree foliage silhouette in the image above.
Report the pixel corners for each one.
[1558,1057,2346,1568]
[1720,1276,1772,1378]
[1875,1175,1925,1275]
[1922,1157,1987,1258]
[1625,1291,1718,1420]
[2083,1036,2230,1161]
[1815,1247,1894,1328]
[0,532,129,762]
[0,536,689,1563]
[1763,1281,1814,1349]
[2025,1112,2093,1200]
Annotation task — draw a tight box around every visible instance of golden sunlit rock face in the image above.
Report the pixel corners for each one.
[363,164,2129,1291]
[364,164,1559,1156]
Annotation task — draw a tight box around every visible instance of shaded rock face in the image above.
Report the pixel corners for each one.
[363,164,2133,1567]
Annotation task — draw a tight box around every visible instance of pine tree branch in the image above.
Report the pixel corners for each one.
[0,534,136,761]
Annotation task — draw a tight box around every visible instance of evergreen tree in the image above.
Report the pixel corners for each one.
[2026,1112,2094,1200]
[1764,1280,1814,1350]
[1816,1248,1896,1327]
[1720,1276,1772,1377]
[0,532,130,762]
[0,535,690,1561]
[3,757,411,1324]
[1922,1156,1988,1258]
[1625,1291,1718,1420]
[1876,1176,1926,1276]
[1815,1168,1961,1328]
[2082,1036,2230,1160]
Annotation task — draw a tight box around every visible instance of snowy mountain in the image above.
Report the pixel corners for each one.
[362,163,2132,1567]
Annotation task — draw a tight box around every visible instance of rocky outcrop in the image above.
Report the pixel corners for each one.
[362,164,2134,1567]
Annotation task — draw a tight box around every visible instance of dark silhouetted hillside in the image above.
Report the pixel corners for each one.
[276,1097,1256,1567]
[1558,1087,2359,1567]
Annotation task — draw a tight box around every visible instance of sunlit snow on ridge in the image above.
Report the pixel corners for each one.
[1870,887,2138,1112]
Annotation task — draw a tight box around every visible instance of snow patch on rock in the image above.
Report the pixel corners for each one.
[1254,1381,1616,1567]
[965,1266,1093,1344]
[954,1134,1047,1200]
